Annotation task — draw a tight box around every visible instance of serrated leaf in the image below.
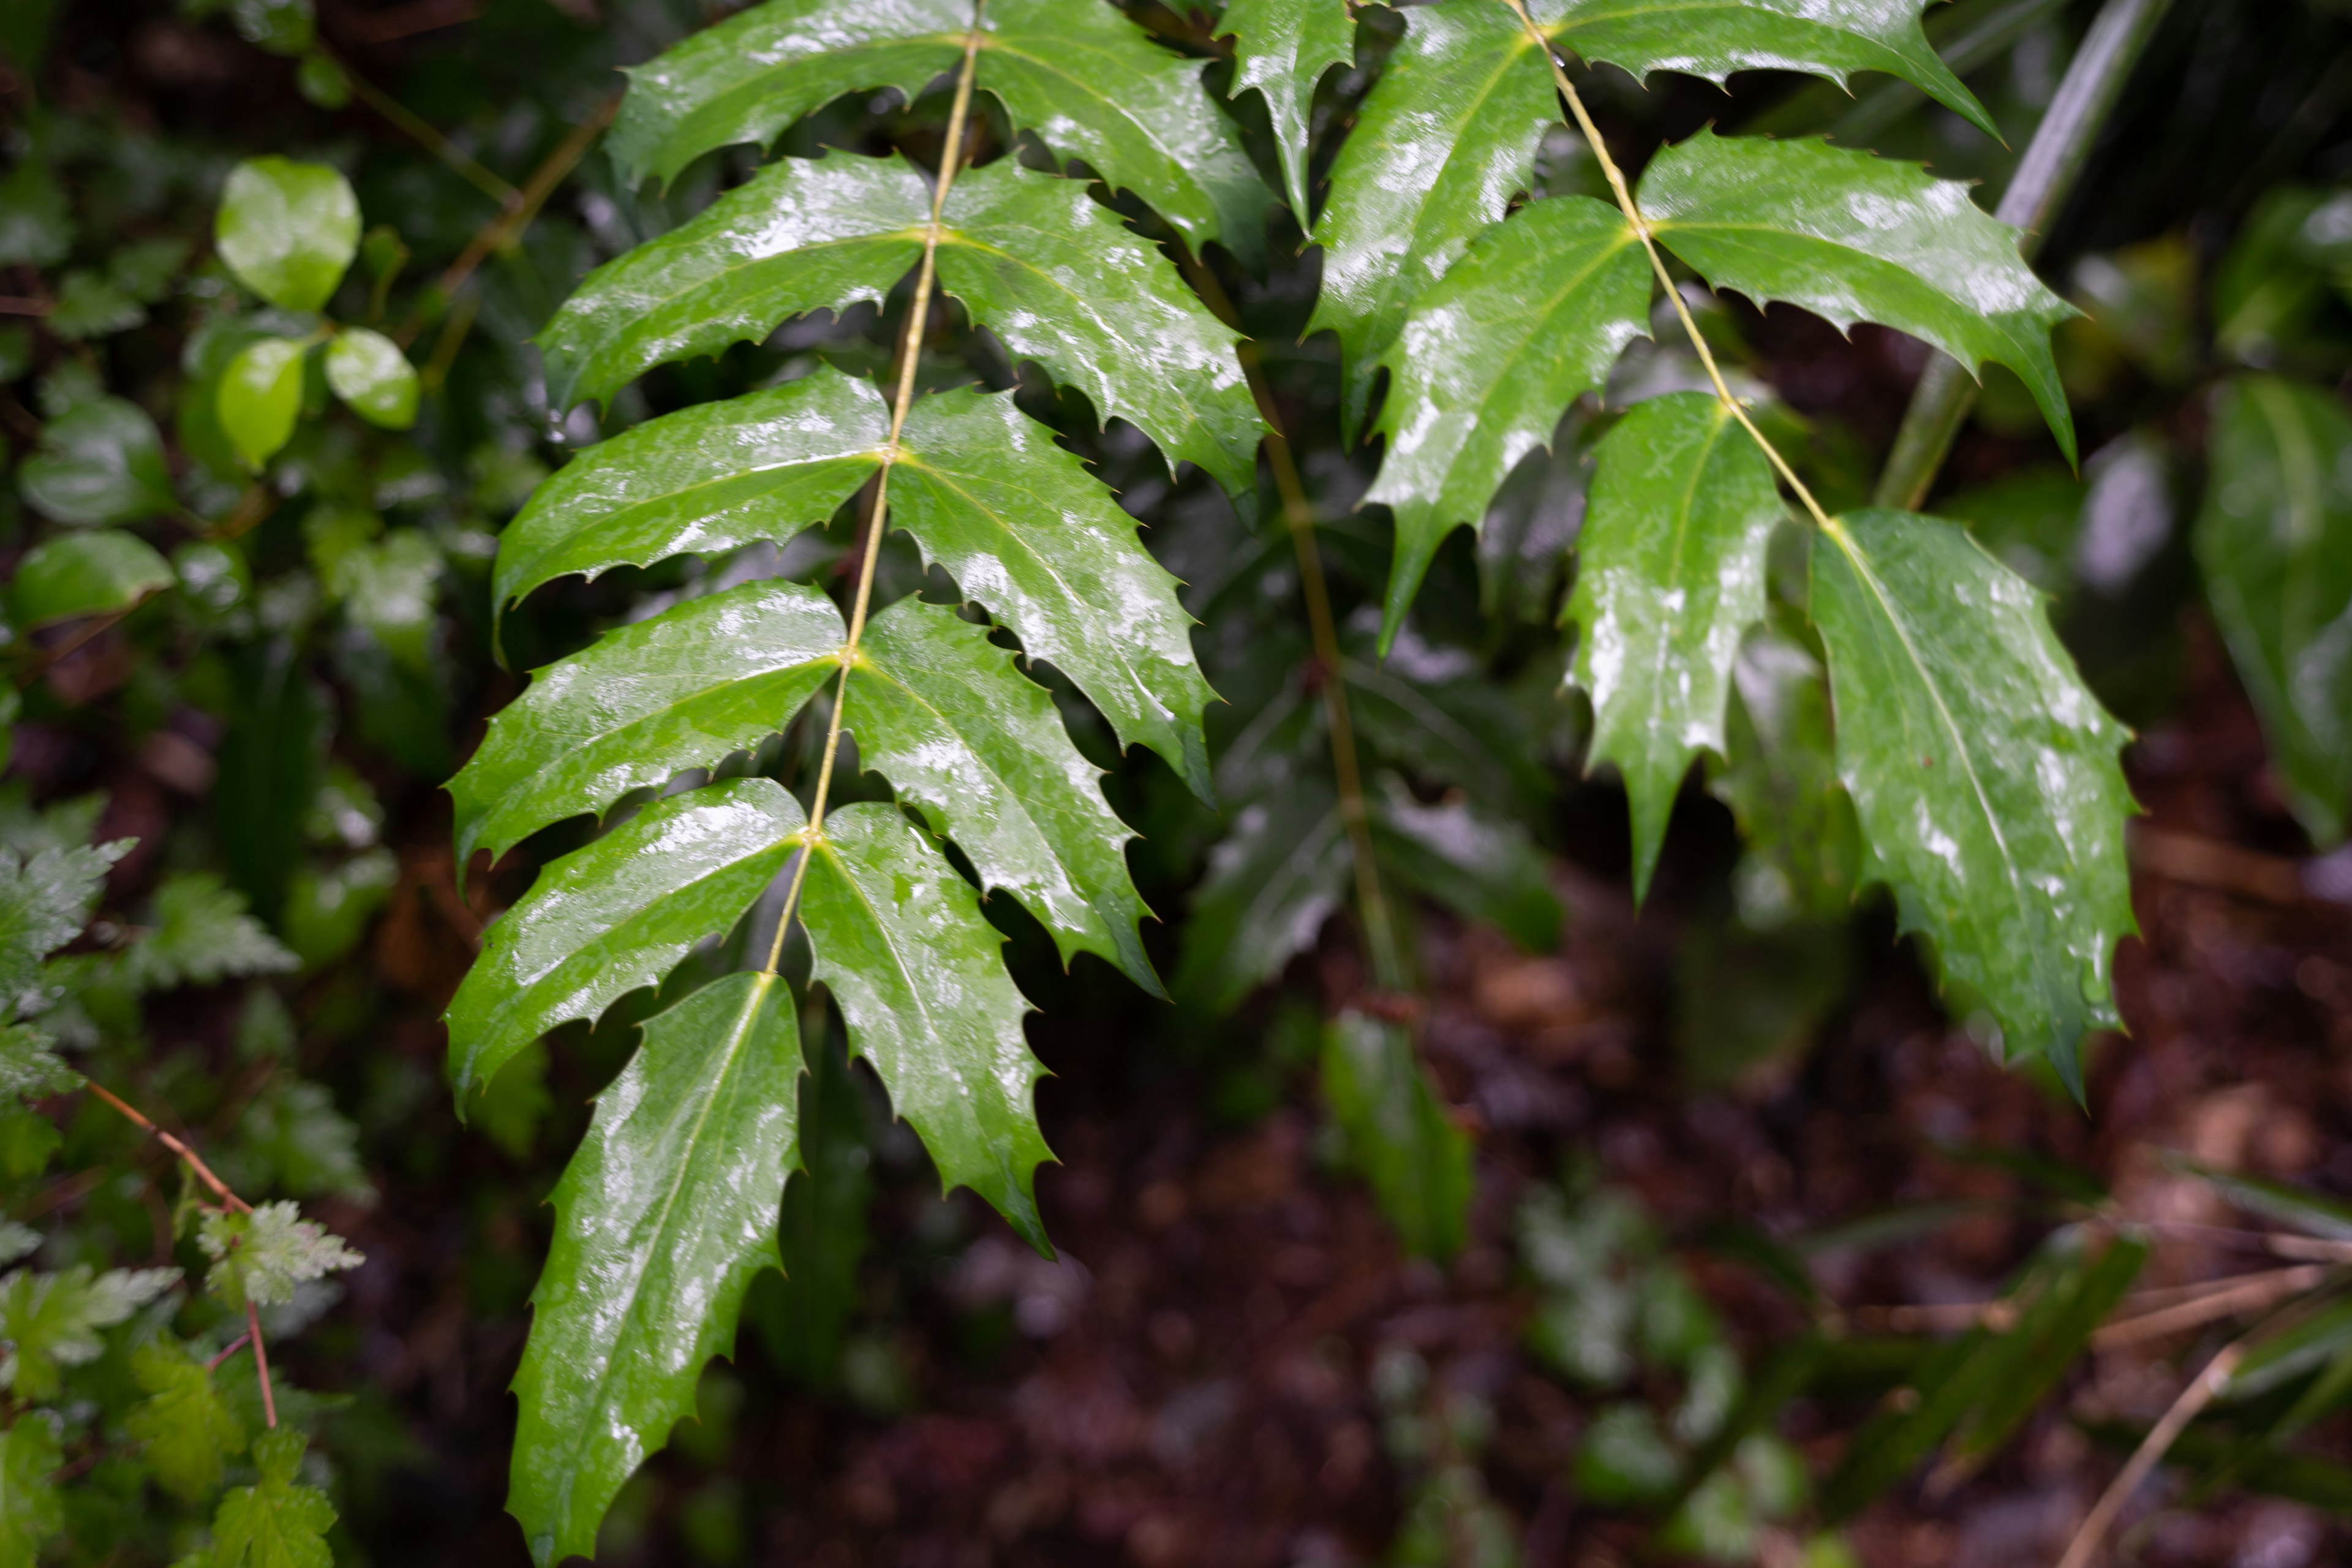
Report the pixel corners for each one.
[1533,0,1994,140]
[0,1419,61,1568]
[763,1022,871,1385]
[609,0,1265,264]
[1321,1010,1471,1259]
[1219,0,1355,226]
[218,336,311,471]
[0,1027,78,1103]
[452,579,846,869]
[891,388,1218,800]
[215,157,358,314]
[323,326,418,429]
[2195,376,2352,846]
[121,872,299,991]
[228,1079,371,1202]
[444,778,806,1098]
[510,970,802,1568]
[17,397,177,526]
[1810,509,2133,1089]
[1368,194,1649,643]
[211,1430,334,1568]
[0,1265,177,1400]
[494,366,889,616]
[797,802,1050,1250]
[127,1340,248,1503]
[852,596,1157,992]
[198,1202,361,1312]
[10,531,175,629]
[1713,619,1863,928]
[0,839,126,1008]
[1368,777,1561,953]
[1308,1,1556,438]
[1642,131,2078,463]
[1172,777,1348,1016]
[1567,393,1785,900]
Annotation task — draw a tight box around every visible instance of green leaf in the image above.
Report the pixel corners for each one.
[1642,131,2078,464]
[126,1340,248,1503]
[1367,195,1648,638]
[1218,0,1355,226]
[224,0,316,56]
[1173,777,1347,1016]
[452,579,845,870]
[1368,776,1561,953]
[0,1419,61,1568]
[494,366,889,616]
[1534,0,1995,140]
[2195,376,2352,846]
[1809,510,2133,1088]
[853,596,1158,991]
[17,397,177,526]
[46,271,145,341]
[0,160,72,269]
[214,157,358,313]
[217,336,312,471]
[762,1021,872,1385]
[1950,1231,2145,1463]
[1566,393,1785,900]
[0,1265,177,1401]
[1712,618,1863,929]
[0,1028,78,1103]
[610,0,1265,265]
[509,970,802,1568]
[0,839,128,1007]
[120,872,299,991]
[211,1430,334,1568]
[324,529,442,670]
[890,388,1218,801]
[10,531,174,629]
[323,327,418,429]
[444,778,805,1098]
[227,1079,371,1202]
[797,802,1052,1251]
[1343,654,1557,823]
[197,1202,363,1313]
[1320,1010,1471,1259]
[1308,1,1556,437]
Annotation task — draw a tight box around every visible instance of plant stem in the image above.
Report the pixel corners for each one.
[1874,0,2177,510]
[760,3,987,975]
[326,48,521,210]
[246,1301,278,1428]
[435,91,620,301]
[2057,1336,2245,1568]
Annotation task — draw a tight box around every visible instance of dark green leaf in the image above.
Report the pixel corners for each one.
[46,272,145,341]
[17,397,177,526]
[2195,376,2352,846]
[510,971,802,1568]
[1321,1010,1471,1259]
[1810,510,2133,1087]
[0,162,70,268]
[1172,777,1347,1016]
[214,157,358,314]
[761,1019,872,1385]
[1343,655,1556,822]
[0,840,127,1008]
[9,532,173,629]
[1713,617,1862,929]
[1643,131,2078,463]
[1368,776,1561,952]
[0,1419,61,1568]
[1567,393,1784,900]
[323,328,418,429]
[1367,194,1649,637]
[215,641,326,925]
[1951,1231,2146,1463]
[1218,0,1355,226]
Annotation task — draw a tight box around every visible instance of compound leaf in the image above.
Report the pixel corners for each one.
[1533,0,1995,140]
[851,597,1157,993]
[510,971,802,1568]
[0,1265,177,1401]
[197,1203,361,1312]
[2195,375,2352,846]
[443,779,806,1099]
[451,580,846,870]
[1219,0,1355,226]
[1642,131,2078,463]
[121,871,298,991]
[493,366,889,616]
[1367,194,1648,639]
[797,802,1050,1251]
[126,1340,247,1503]
[211,1430,334,1568]
[1810,509,2133,1091]
[0,840,127,1005]
[1309,0,1556,438]
[17,397,176,526]
[1567,393,1784,901]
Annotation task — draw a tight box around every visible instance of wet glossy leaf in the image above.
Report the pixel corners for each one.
[10,531,174,628]
[2195,376,2352,846]
[1367,195,1648,638]
[1566,393,1784,900]
[1533,0,1994,138]
[761,1022,872,1385]
[1172,778,1348,1016]
[1712,617,1863,928]
[211,1430,334,1568]
[510,971,802,1568]
[1219,0,1355,226]
[1308,1,1556,437]
[1811,510,2133,1089]
[797,802,1050,1251]
[1643,132,2078,462]
[1368,777,1561,953]
[17,397,176,526]
[0,839,124,1007]
[1321,1010,1471,1259]
[443,778,807,1099]
[218,336,311,471]
[323,327,418,429]
[214,157,358,313]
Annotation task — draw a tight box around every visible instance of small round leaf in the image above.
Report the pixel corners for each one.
[219,336,313,471]
[17,397,176,526]
[11,531,175,628]
[324,328,420,429]
[215,157,359,312]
